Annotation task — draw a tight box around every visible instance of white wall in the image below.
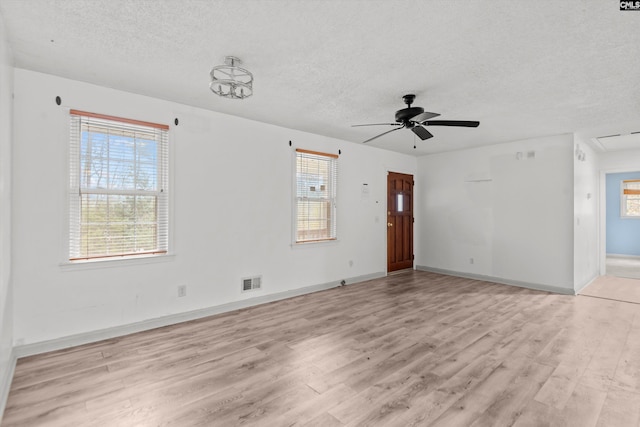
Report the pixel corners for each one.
[11,69,417,346]
[416,134,575,292]
[573,137,599,292]
[0,10,14,418]
[599,149,640,170]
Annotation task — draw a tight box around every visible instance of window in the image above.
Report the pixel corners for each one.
[622,179,640,218]
[69,110,169,260]
[295,149,338,243]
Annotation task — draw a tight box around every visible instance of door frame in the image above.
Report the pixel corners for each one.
[599,168,640,276]
[386,171,414,273]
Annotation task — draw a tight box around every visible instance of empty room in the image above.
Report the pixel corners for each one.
[1,1,640,425]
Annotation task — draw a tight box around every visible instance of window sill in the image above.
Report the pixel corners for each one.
[291,239,339,249]
[60,253,176,271]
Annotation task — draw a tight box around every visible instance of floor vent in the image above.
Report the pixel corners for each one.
[242,276,262,292]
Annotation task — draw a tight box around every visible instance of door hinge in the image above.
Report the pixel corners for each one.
[412,254,415,260]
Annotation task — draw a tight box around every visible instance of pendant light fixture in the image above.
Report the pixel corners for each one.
[209,56,253,99]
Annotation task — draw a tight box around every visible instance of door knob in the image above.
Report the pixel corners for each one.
[387,222,393,227]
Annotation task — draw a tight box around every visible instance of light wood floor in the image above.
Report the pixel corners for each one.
[4,270,640,426]
[581,275,640,305]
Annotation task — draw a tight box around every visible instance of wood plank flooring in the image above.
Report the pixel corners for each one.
[4,270,640,426]
[581,275,640,305]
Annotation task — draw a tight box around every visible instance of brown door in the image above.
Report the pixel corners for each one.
[387,172,414,272]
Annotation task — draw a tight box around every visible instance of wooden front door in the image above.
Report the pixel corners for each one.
[387,172,414,272]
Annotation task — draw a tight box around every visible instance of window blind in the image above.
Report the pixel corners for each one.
[622,179,640,217]
[623,179,640,195]
[295,149,338,243]
[69,110,169,260]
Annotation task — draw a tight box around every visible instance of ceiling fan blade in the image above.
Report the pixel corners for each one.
[411,125,433,140]
[424,120,480,127]
[362,126,404,143]
[352,123,402,127]
[410,111,440,123]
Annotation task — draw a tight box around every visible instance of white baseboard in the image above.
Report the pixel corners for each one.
[13,272,385,359]
[607,253,640,260]
[0,348,17,425]
[416,265,575,295]
[574,274,599,295]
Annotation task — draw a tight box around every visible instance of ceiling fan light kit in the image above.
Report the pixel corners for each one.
[209,56,253,99]
[353,94,479,144]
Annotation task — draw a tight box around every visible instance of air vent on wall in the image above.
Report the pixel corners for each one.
[242,276,262,292]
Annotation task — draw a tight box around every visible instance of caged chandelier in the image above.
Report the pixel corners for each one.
[209,56,253,99]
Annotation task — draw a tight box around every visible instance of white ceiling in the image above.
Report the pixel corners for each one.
[1,0,639,156]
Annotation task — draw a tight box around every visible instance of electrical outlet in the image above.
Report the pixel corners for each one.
[178,285,187,297]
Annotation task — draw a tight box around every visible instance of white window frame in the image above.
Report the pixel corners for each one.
[68,110,170,261]
[293,148,338,244]
[621,179,640,218]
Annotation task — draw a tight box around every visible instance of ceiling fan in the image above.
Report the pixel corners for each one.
[352,94,480,143]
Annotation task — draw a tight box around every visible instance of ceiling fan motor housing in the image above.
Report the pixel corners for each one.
[395,107,424,124]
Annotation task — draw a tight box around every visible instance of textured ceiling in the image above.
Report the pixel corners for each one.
[1,0,639,156]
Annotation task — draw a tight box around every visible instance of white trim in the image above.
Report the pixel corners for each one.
[167,122,176,270]
[59,252,175,271]
[13,272,385,358]
[574,274,599,295]
[607,253,640,260]
[291,148,297,244]
[0,348,17,425]
[290,239,339,249]
[415,265,575,295]
[61,107,72,266]
[600,169,607,276]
